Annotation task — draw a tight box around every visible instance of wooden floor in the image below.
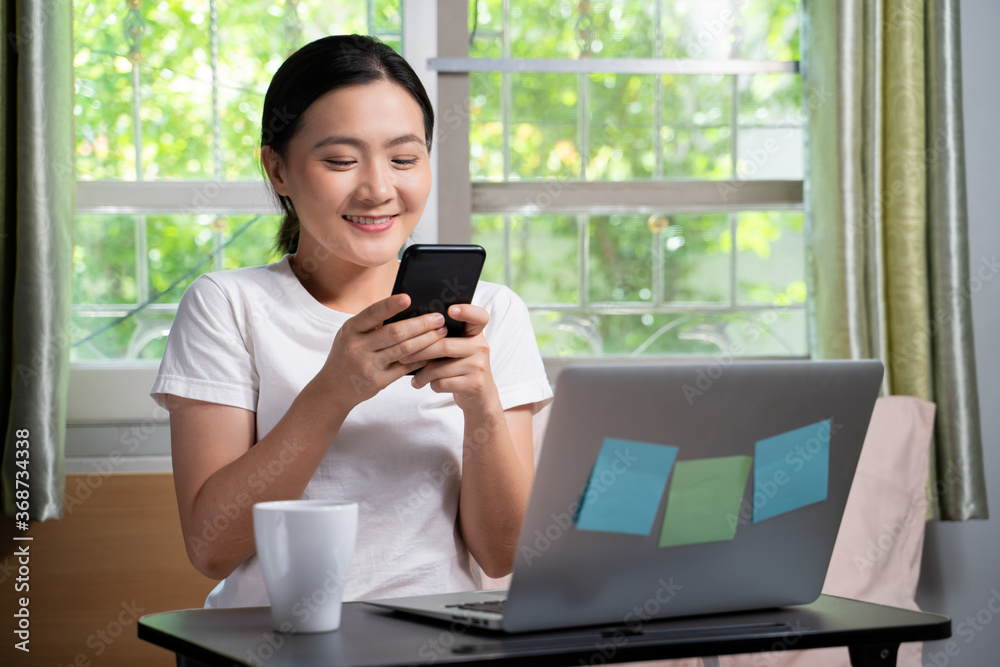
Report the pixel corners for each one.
[0,473,217,667]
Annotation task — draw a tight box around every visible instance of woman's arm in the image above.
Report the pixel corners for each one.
[170,294,448,580]
[407,304,537,578]
[458,404,535,577]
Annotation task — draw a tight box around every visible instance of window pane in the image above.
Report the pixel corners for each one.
[472,215,581,303]
[662,74,733,179]
[738,74,802,127]
[470,72,504,181]
[74,1,137,180]
[471,214,507,284]
[72,214,282,361]
[470,0,504,58]
[507,0,658,59]
[588,74,656,180]
[72,312,177,362]
[472,0,801,61]
[661,213,733,303]
[221,214,285,268]
[140,2,214,179]
[528,309,806,357]
[588,215,655,303]
[216,2,294,181]
[510,73,580,179]
[75,0,401,182]
[661,0,801,61]
[735,211,805,305]
[373,0,402,34]
[146,214,282,297]
[473,210,804,357]
[735,73,803,180]
[735,127,803,180]
[73,214,138,305]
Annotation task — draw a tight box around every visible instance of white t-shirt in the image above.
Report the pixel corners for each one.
[151,255,552,608]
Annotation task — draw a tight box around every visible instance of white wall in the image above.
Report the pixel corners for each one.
[915,2,1000,665]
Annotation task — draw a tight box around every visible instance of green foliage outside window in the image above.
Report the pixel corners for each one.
[72,0,806,361]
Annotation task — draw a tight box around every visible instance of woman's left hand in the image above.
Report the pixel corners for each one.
[405,304,499,413]
[409,303,534,578]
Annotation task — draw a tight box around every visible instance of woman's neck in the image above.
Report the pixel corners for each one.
[288,252,398,314]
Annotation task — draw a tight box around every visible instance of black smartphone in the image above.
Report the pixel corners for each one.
[383,244,487,337]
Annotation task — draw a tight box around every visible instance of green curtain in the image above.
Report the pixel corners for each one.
[1,0,75,521]
[803,0,987,520]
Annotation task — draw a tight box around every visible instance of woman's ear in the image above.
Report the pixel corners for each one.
[261,146,290,197]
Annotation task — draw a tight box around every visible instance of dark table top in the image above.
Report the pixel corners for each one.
[138,594,951,667]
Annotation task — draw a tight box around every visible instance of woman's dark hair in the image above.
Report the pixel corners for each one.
[261,35,435,255]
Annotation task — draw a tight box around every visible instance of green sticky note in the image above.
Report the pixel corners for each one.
[658,456,753,548]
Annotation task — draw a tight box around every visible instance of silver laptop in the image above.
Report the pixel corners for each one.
[365,360,883,633]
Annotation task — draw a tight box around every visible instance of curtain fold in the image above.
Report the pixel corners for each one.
[924,0,987,521]
[1,0,75,521]
[803,0,987,521]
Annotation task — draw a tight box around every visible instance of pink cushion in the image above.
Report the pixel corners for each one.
[716,395,936,667]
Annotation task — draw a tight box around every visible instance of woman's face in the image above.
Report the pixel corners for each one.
[265,80,431,269]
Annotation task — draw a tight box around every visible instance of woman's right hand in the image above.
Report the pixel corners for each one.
[317,293,449,409]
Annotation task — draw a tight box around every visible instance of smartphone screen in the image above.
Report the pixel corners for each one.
[383,244,487,337]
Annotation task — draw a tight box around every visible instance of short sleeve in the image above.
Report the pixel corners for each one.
[482,286,553,413]
[150,275,259,411]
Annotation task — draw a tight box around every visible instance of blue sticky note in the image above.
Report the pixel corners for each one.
[575,438,679,535]
[752,419,831,523]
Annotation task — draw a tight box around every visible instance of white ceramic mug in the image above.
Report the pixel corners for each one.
[252,500,358,633]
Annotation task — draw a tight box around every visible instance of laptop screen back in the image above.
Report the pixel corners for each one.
[503,360,883,633]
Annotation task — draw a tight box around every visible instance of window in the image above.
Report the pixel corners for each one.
[445,0,806,359]
[71,0,803,368]
[72,0,402,362]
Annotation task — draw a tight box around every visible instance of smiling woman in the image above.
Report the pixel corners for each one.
[261,79,432,306]
[149,35,553,609]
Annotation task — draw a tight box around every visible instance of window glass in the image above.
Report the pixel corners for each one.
[71,213,282,362]
[72,1,398,361]
[471,0,801,61]
[472,210,806,357]
[74,1,401,182]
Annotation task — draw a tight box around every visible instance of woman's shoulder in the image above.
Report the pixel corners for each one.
[472,280,525,312]
[184,255,295,303]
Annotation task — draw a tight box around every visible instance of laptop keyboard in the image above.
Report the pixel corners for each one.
[445,600,506,615]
